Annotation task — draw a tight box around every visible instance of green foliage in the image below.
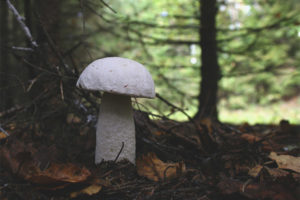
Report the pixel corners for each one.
[80,0,300,123]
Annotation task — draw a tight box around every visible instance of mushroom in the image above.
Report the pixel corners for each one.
[76,57,155,164]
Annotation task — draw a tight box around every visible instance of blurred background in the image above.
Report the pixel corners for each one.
[1,0,300,125]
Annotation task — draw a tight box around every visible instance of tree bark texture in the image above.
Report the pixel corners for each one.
[195,0,221,120]
[0,0,11,110]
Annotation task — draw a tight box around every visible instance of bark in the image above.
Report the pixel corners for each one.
[194,0,221,121]
[0,0,11,110]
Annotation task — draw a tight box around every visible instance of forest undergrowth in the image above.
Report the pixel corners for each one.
[0,107,299,200]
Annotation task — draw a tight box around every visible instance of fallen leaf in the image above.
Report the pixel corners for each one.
[0,140,91,189]
[0,132,8,139]
[136,152,186,181]
[240,133,262,144]
[269,152,300,173]
[218,177,297,200]
[26,163,91,185]
[248,165,263,178]
[261,140,283,152]
[265,166,290,178]
[70,184,102,198]
[0,140,37,174]
[66,113,81,124]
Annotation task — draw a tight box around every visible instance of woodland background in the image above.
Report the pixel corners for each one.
[0,0,299,125]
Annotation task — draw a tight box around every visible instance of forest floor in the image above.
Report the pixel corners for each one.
[0,111,299,200]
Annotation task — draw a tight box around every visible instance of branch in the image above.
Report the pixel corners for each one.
[156,93,193,122]
[128,20,200,30]
[11,46,34,52]
[6,0,38,48]
[126,26,198,45]
[99,0,117,13]
[0,125,10,136]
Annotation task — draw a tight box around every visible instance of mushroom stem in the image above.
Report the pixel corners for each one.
[95,93,135,164]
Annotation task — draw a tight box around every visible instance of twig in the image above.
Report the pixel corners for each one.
[113,142,124,163]
[0,104,23,118]
[6,0,38,48]
[0,125,10,136]
[100,0,117,13]
[60,80,64,101]
[11,46,34,52]
[156,93,193,122]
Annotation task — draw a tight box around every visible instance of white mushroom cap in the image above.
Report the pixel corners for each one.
[76,57,155,98]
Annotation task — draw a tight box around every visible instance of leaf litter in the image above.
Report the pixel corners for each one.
[0,112,299,199]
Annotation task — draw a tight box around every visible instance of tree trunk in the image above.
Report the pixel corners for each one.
[0,0,11,110]
[194,0,221,121]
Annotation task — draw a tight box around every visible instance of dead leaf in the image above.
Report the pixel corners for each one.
[70,184,102,198]
[240,133,262,144]
[66,113,81,124]
[0,140,37,174]
[269,152,300,173]
[248,165,263,178]
[261,140,283,152]
[0,132,8,139]
[0,140,91,189]
[136,152,186,181]
[265,166,290,178]
[200,118,213,135]
[218,177,297,200]
[26,163,91,185]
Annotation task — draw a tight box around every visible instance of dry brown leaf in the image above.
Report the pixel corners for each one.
[92,178,111,187]
[70,184,102,198]
[0,132,8,139]
[261,140,284,152]
[66,113,81,124]
[269,152,300,173]
[136,152,186,181]
[0,140,91,189]
[218,177,297,200]
[0,140,37,174]
[265,166,290,178]
[248,165,263,178]
[240,133,262,144]
[26,163,91,185]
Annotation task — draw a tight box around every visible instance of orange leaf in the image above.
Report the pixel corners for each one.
[136,152,185,181]
[0,132,8,139]
[0,140,91,189]
[25,163,91,185]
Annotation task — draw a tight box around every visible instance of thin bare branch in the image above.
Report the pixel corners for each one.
[99,0,117,13]
[11,46,34,52]
[6,0,38,48]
